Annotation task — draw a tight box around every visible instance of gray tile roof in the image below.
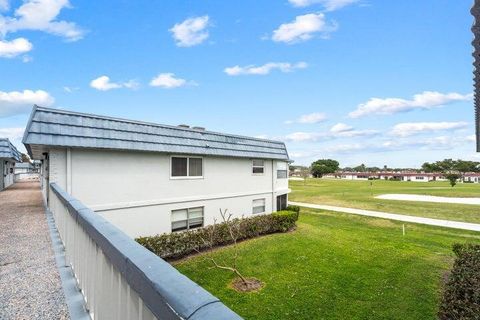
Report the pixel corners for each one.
[0,138,21,162]
[472,0,480,152]
[23,105,290,161]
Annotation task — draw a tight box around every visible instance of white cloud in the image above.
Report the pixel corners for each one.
[349,91,473,118]
[90,76,139,91]
[325,143,364,153]
[0,127,24,140]
[0,89,54,117]
[170,15,210,47]
[285,129,376,143]
[149,73,193,89]
[288,0,359,11]
[123,79,140,90]
[390,121,469,137]
[224,61,307,76]
[0,0,9,11]
[466,134,476,142]
[382,135,475,151]
[329,122,379,137]
[272,13,337,44]
[285,132,325,142]
[286,112,327,124]
[63,86,79,93]
[337,129,378,138]
[0,37,32,57]
[0,0,84,42]
[22,54,32,62]
[330,123,352,133]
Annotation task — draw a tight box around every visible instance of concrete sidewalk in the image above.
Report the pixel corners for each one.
[289,201,480,232]
[0,182,70,319]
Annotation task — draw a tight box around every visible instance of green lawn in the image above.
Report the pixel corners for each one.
[289,179,480,223]
[175,209,480,320]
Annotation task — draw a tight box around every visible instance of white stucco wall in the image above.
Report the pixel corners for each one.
[46,148,290,238]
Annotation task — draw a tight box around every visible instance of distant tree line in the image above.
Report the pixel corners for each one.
[290,158,480,187]
[421,159,480,187]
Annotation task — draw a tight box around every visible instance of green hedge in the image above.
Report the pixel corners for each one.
[438,243,480,319]
[136,210,299,260]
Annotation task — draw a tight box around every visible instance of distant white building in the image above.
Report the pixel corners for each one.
[14,162,33,174]
[23,106,291,238]
[14,162,40,181]
[0,138,21,191]
[325,172,478,183]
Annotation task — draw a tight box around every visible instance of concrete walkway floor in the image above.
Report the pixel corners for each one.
[289,201,480,232]
[0,182,69,319]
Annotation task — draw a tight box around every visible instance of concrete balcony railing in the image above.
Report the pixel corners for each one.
[49,183,241,320]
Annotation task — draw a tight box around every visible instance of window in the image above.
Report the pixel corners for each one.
[252,199,266,214]
[277,162,288,179]
[252,160,264,174]
[171,157,203,177]
[171,207,204,232]
[415,176,424,180]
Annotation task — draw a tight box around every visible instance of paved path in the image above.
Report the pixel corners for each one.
[289,201,480,232]
[0,182,69,319]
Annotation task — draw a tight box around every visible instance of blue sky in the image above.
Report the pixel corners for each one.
[0,0,476,167]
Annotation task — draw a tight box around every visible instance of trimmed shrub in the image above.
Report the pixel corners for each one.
[286,205,300,213]
[136,210,299,260]
[438,243,480,320]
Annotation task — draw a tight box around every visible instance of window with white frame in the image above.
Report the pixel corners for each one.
[171,207,204,232]
[252,198,266,214]
[277,162,288,179]
[252,159,264,174]
[171,157,203,177]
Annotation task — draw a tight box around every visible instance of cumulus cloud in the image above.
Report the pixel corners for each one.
[0,0,9,11]
[170,16,210,47]
[329,123,379,137]
[0,89,54,117]
[224,61,307,76]
[285,125,377,142]
[382,135,475,151]
[285,112,327,124]
[272,13,337,44]
[390,121,469,137]
[349,91,473,118]
[285,132,325,142]
[288,0,359,11]
[149,73,194,89]
[0,0,85,42]
[0,37,32,57]
[330,123,352,133]
[90,76,139,91]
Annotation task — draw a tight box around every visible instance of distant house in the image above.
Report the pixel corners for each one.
[14,162,40,181]
[0,138,21,191]
[14,162,33,174]
[323,171,480,183]
[23,106,290,238]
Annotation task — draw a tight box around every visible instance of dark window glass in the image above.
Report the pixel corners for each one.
[189,158,203,176]
[252,159,264,174]
[277,170,287,179]
[276,194,287,210]
[253,167,264,174]
[172,157,188,176]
